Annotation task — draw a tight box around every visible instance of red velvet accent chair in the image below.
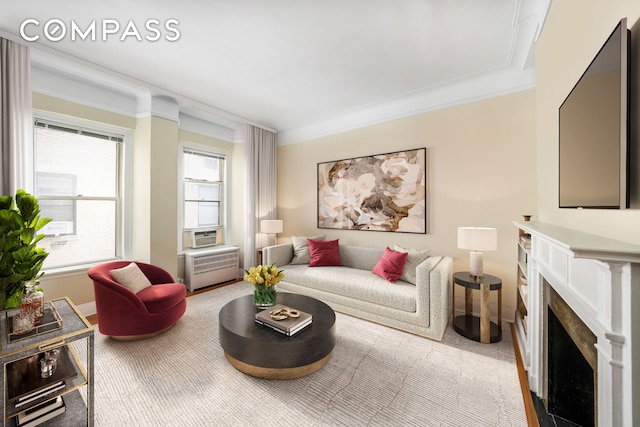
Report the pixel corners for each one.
[88,261,187,340]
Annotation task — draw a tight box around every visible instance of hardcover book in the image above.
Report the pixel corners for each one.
[255,305,312,336]
[17,396,65,426]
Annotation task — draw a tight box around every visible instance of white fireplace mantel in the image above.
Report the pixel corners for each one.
[514,221,640,427]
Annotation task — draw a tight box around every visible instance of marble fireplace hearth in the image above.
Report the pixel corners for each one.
[514,221,640,427]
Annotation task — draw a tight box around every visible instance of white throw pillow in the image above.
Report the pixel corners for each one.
[110,263,152,293]
[291,234,325,264]
[394,244,430,285]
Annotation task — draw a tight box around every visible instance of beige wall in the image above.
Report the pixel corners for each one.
[149,116,179,273]
[230,141,246,264]
[277,90,537,318]
[132,116,152,263]
[33,93,137,130]
[536,0,640,244]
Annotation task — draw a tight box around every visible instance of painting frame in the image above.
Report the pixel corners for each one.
[317,148,426,234]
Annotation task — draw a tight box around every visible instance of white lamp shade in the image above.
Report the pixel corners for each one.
[260,220,283,234]
[458,227,497,277]
[457,227,497,251]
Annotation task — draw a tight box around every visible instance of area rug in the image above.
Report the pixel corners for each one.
[90,281,527,426]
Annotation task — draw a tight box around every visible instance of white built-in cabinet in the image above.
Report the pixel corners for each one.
[514,222,531,370]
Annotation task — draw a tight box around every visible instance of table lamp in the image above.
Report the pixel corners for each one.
[457,227,497,279]
[260,219,283,246]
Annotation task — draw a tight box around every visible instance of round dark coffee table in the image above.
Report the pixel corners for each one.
[218,292,336,379]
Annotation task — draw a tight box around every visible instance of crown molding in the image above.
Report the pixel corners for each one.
[8,0,547,148]
[32,62,141,119]
[276,0,547,146]
[178,113,238,142]
[277,66,536,146]
[26,41,264,134]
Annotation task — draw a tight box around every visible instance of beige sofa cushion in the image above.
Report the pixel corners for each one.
[394,244,430,285]
[282,264,416,312]
[290,234,325,264]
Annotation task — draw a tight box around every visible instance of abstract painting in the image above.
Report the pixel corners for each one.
[317,148,426,233]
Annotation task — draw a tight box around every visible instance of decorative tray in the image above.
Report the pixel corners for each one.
[5,303,63,343]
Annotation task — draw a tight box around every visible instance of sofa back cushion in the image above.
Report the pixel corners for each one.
[339,245,385,271]
[393,244,430,285]
[291,234,325,264]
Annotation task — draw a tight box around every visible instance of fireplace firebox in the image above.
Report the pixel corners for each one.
[541,283,598,426]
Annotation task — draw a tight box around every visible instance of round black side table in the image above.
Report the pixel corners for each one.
[452,271,502,343]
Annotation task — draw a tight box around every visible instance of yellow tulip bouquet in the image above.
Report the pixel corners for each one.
[244,263,285,307]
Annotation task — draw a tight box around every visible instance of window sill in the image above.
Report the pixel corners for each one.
[41,260,120,281]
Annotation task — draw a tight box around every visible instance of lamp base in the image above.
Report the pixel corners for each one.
[469,251,484,279]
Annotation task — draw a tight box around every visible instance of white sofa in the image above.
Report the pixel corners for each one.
[263,243,453,341]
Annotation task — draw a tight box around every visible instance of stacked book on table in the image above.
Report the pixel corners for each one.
[14,381,66,409]
[16,396,66,427]
[255,304,312,336]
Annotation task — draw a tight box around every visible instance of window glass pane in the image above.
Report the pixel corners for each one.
[182,148,225,232]
[184,201,219,228]
[39,200,117,268]
[34,119,123,269]
[184,152,221,181]
[36,172,76,236]
[184,182,220,201]
[39,200,76,236]
[37,172,76,196]
[35,126,118,197]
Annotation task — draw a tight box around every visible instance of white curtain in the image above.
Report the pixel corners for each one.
[0,37,33,196]
[244,124,277,269]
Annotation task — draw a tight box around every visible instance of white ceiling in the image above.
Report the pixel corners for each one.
[0,0,550,144]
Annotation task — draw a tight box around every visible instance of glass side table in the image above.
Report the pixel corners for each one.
[452,271,502,343]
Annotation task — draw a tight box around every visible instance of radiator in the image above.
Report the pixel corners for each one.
[184,246,239,292]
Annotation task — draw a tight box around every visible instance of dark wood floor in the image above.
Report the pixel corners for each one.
[86,313,98,325]
[87,282,538,425]
[511,324,539,426]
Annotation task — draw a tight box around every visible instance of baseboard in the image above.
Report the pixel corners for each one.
[77,301,97,317]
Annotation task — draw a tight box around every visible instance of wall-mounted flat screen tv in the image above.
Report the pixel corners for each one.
[559,18,630,209]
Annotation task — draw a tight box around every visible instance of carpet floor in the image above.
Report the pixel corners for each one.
[91,281,527,426]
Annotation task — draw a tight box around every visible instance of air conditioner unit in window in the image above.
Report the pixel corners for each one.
[189,227,218,249]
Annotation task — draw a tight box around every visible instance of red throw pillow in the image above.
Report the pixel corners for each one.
[308,239,341,266]
[372,247,409,282]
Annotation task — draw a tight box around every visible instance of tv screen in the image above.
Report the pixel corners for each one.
[559,18,630,209]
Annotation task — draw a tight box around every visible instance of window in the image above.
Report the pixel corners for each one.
[182,148,225,230]
[34,118,125,269]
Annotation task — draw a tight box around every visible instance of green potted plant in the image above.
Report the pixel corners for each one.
[0,189,51,309]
